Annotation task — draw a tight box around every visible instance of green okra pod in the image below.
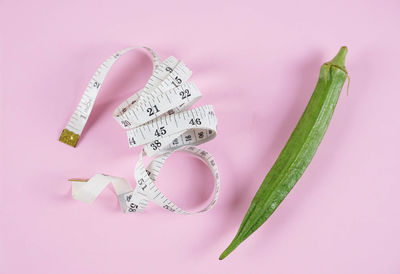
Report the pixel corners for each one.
[220,47,349,260]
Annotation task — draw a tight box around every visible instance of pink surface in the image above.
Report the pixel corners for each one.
[1,0,399,273]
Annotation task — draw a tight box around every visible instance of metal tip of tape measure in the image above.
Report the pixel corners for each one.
[68,178,89,182]
[59,129,80,147]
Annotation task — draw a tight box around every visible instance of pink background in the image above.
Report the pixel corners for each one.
[1,0,399,273]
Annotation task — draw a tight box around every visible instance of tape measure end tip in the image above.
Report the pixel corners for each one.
[68,178,89,182]
[59,129,80,147]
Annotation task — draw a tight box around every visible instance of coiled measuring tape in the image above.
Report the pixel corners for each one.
[60,47,220,214]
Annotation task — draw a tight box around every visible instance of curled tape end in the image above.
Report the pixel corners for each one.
[59,129,80,147]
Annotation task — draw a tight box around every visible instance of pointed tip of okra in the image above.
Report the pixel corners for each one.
[219,247,231,260]
[326,46,348,71]
[219,238,241,260]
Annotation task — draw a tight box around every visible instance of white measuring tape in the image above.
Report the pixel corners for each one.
[60,47,220,214]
